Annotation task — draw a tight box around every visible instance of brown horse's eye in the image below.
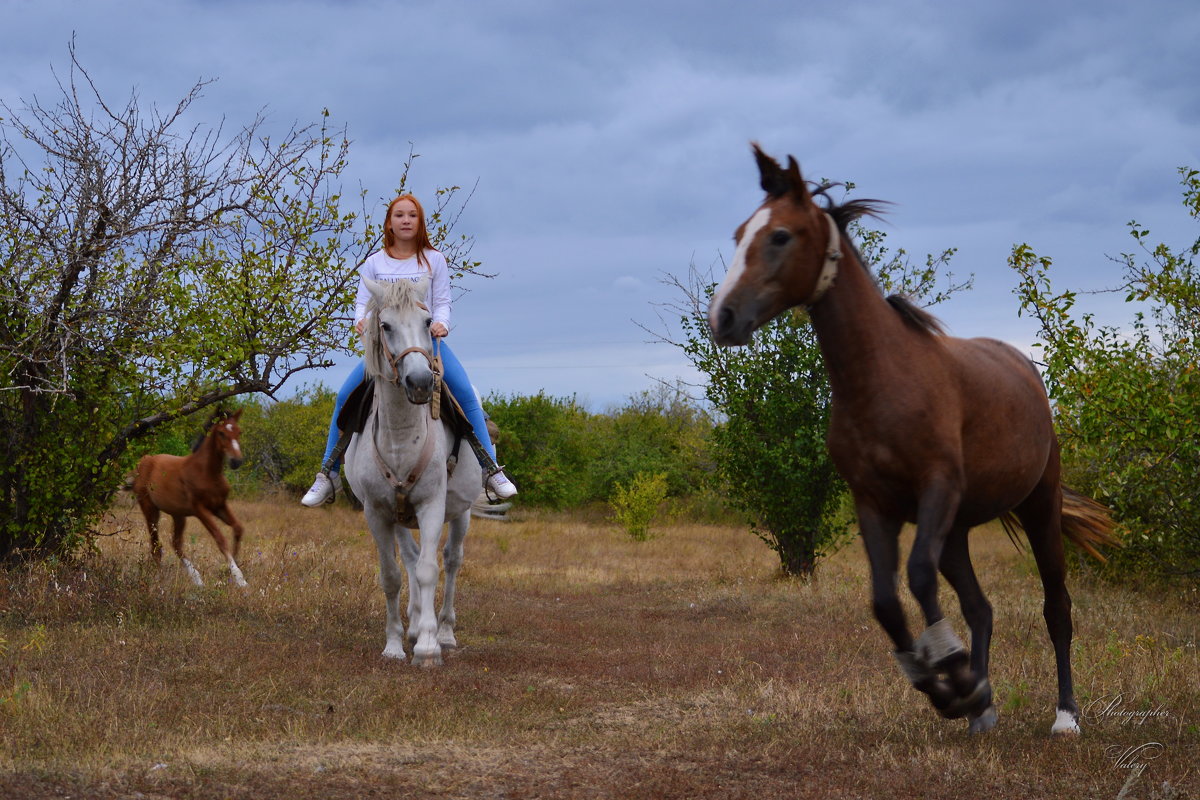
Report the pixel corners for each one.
[769,229,792,247]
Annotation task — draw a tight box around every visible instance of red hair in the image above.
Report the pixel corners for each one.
[382,194,434,270]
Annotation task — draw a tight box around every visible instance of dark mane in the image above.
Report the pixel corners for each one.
[814,186,945,336]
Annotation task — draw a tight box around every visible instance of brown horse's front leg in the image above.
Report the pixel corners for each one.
[857,502,961,716]
[194,504,247,587]
[214,504,245,559]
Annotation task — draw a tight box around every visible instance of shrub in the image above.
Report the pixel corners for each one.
[610,472,669,541]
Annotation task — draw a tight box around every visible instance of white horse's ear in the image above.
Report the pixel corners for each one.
[364,276,387,300]
[414,274,431,295]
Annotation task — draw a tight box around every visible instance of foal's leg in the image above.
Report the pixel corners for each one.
[139,501,163,564]
[1015,474,1081,736]
[939,527,997,731]
[858,504,958,714]
[194,505,247,588]
[170,515,204,586]
[437,511,470,649]
[212,504,247,586]
[214,503,245,559]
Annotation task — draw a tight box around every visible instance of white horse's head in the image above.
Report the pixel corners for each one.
[363,276,437,404]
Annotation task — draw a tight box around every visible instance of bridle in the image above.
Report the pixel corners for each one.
[375,301,436,387]
[805,212,843,306]
[369,302,440,524]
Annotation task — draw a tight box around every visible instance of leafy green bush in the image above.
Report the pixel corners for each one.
[1012,167,1200,578]
[484,392,596,509]
[610,472,669,541]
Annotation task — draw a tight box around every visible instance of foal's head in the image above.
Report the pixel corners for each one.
[209,410,244,469]
[708,144,853,347]
[363,276,437,404]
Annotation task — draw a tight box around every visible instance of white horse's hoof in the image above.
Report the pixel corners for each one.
[968,704,998,734]
[411,647,443,668]
[382,643,407,661]
[437,628,458,649]
[1051,708,1081,736]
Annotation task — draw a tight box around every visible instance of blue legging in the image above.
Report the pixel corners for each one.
[322,339,495,473]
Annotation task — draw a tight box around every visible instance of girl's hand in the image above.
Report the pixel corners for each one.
[430,322,449,338]
[355,319,366,336]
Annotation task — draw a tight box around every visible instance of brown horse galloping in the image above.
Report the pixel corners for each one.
[708,145,1118,736]
[133,410,248,587]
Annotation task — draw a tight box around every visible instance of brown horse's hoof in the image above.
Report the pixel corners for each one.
[968,704,999,734]
[940,677,992,720]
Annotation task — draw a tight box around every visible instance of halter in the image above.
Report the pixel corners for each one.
[805,212,843,306]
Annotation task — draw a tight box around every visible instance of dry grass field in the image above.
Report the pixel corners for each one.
[1,495,1197,799]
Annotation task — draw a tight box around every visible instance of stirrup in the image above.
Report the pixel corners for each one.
[484,465,517,502]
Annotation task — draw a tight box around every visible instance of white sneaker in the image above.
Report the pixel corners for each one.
[301,472,337,507]
[486,470,518,500]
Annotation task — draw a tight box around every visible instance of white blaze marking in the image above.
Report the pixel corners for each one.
[709,207,772,329]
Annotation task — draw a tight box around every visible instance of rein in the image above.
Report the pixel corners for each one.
[805,212,843,306]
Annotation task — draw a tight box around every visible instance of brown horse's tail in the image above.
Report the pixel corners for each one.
[999,486,1121,562]
[1060,486,1121,561]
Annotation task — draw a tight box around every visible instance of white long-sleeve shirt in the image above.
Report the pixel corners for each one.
[353,248,452,329]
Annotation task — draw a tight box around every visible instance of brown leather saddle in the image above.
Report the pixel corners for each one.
[337,375,471,472]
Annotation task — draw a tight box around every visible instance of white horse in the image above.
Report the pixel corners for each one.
[343,276,483,666]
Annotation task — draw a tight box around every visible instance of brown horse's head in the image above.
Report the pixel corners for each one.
[708,144,845,347]
[211,409,244,469]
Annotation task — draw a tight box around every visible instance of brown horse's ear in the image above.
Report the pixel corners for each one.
[231,409,242,422]
[785,156,812,203]
[753,143,790,198]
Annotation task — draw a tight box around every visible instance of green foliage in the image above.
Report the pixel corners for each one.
[236,385,336,493]
[610,472,669,541]
[484,392,596,509]
[587,384,714,501]
[1012,167,1200,578]
[665,217,966,577]
[483,388,715,512]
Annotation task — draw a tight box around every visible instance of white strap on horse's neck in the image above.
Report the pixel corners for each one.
[806,212,843,306]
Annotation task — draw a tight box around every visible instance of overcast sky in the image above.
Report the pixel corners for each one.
[3,1,1197,410]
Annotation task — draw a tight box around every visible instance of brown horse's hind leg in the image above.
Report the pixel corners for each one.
[1014,462,1081,736]
[169,515,204,586]
[137,498,163,564]
[1012,479,1080,734]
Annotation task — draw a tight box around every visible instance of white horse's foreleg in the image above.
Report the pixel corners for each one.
[395,527,421,644]
[437,512,470,648]
[370,523,407,661]
[410,508,447,667]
